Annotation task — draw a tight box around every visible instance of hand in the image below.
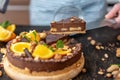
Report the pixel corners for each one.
[105,3,120,23]
[105,3,120,28]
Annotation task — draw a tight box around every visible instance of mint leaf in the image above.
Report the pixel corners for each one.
[32,30,36,39]
[56,40,64,48]
[0,21,10,28]
[22,35,31,42]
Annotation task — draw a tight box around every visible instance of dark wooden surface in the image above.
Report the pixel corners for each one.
[0,26,120,80]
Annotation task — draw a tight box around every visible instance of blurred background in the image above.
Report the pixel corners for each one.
[0,0,118,25]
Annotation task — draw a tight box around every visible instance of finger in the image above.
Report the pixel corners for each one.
[105,3,120,19]
[115,10,120,23]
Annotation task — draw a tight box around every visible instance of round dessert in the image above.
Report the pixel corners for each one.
[4,30,85,80]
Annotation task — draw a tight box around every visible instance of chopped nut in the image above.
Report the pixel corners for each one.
[39,33,47,39]
[12,39,18,44]
[95,45,101,50]
[87,36,92,41]
[90,40,96,45]
[117,35,120,41]
[112,70,119,76]
[61,28,68,31]
[30,42,37,52]
[101,58,105,61]
[0,71,2,77]
[107,65,119,72]
[0,48,6,54]
[81,68,87,73]
[98,71,104,75]
[54,54,62,60]
[72,47,76,50]
[34,57,40,62]
[116,72,120,79]
[63,46,69,50]
[106,73,112,78]
[104,53,109,58]
[100,46,104,49]
[116,48,120,57]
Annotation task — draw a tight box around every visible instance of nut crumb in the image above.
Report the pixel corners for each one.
[117,35,120,41]
[81,68,87,73]
[96,45,101,50]
[104,53,109,58]
[98,71,104,75]
[87,36,92,40]
[107,65,119,72]
[90,40,96,45]
[101,58,105,61]
[106,73,112,78]
[0,71,2,77]
[116,48,120,57]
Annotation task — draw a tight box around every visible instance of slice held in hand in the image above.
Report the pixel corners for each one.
[50,16,86,34]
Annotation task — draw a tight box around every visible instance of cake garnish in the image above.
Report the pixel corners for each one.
[0,21,16,42]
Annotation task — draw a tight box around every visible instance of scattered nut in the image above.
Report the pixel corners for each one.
[90,40,96,45]
[51,21,56,23]
[101,58,105,61]
[0,71,2,77]
[104,53,109,58]
[98,71,104,75]
[81,68,87,73]
[116,48,120,57]
[106,73,112,78]
[95,45,101,50]
[117,34,120,41]
[87,36,92,41]
[107,65,119,72]
[112,70,119,76]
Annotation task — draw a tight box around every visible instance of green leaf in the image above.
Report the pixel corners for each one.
[32,30,36,39]
[0,21,10,28]
[56,40,64,48]
[22,35,31,42]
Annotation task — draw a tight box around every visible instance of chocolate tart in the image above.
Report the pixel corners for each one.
[4,31,85,80]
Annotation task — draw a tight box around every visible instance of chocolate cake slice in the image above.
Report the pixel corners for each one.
[50,16,86,34]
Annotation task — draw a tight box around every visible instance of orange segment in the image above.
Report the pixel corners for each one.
[4,32,16,42]
[10,42,31,55]
[32,45,54,59]
[54,49,71,55]
[26,30,40,42]
[0,27,16,42]
[6,24,16,32]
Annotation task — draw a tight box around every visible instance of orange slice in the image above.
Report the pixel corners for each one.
[0,27,16,42]
[32,45,54,59]
[26,30,40,42]
[4,32,16,42]
[10,42,31,55]
[54,49,71,55]
[6,24,16,32]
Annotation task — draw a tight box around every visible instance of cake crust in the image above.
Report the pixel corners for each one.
[4,54,84,80]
